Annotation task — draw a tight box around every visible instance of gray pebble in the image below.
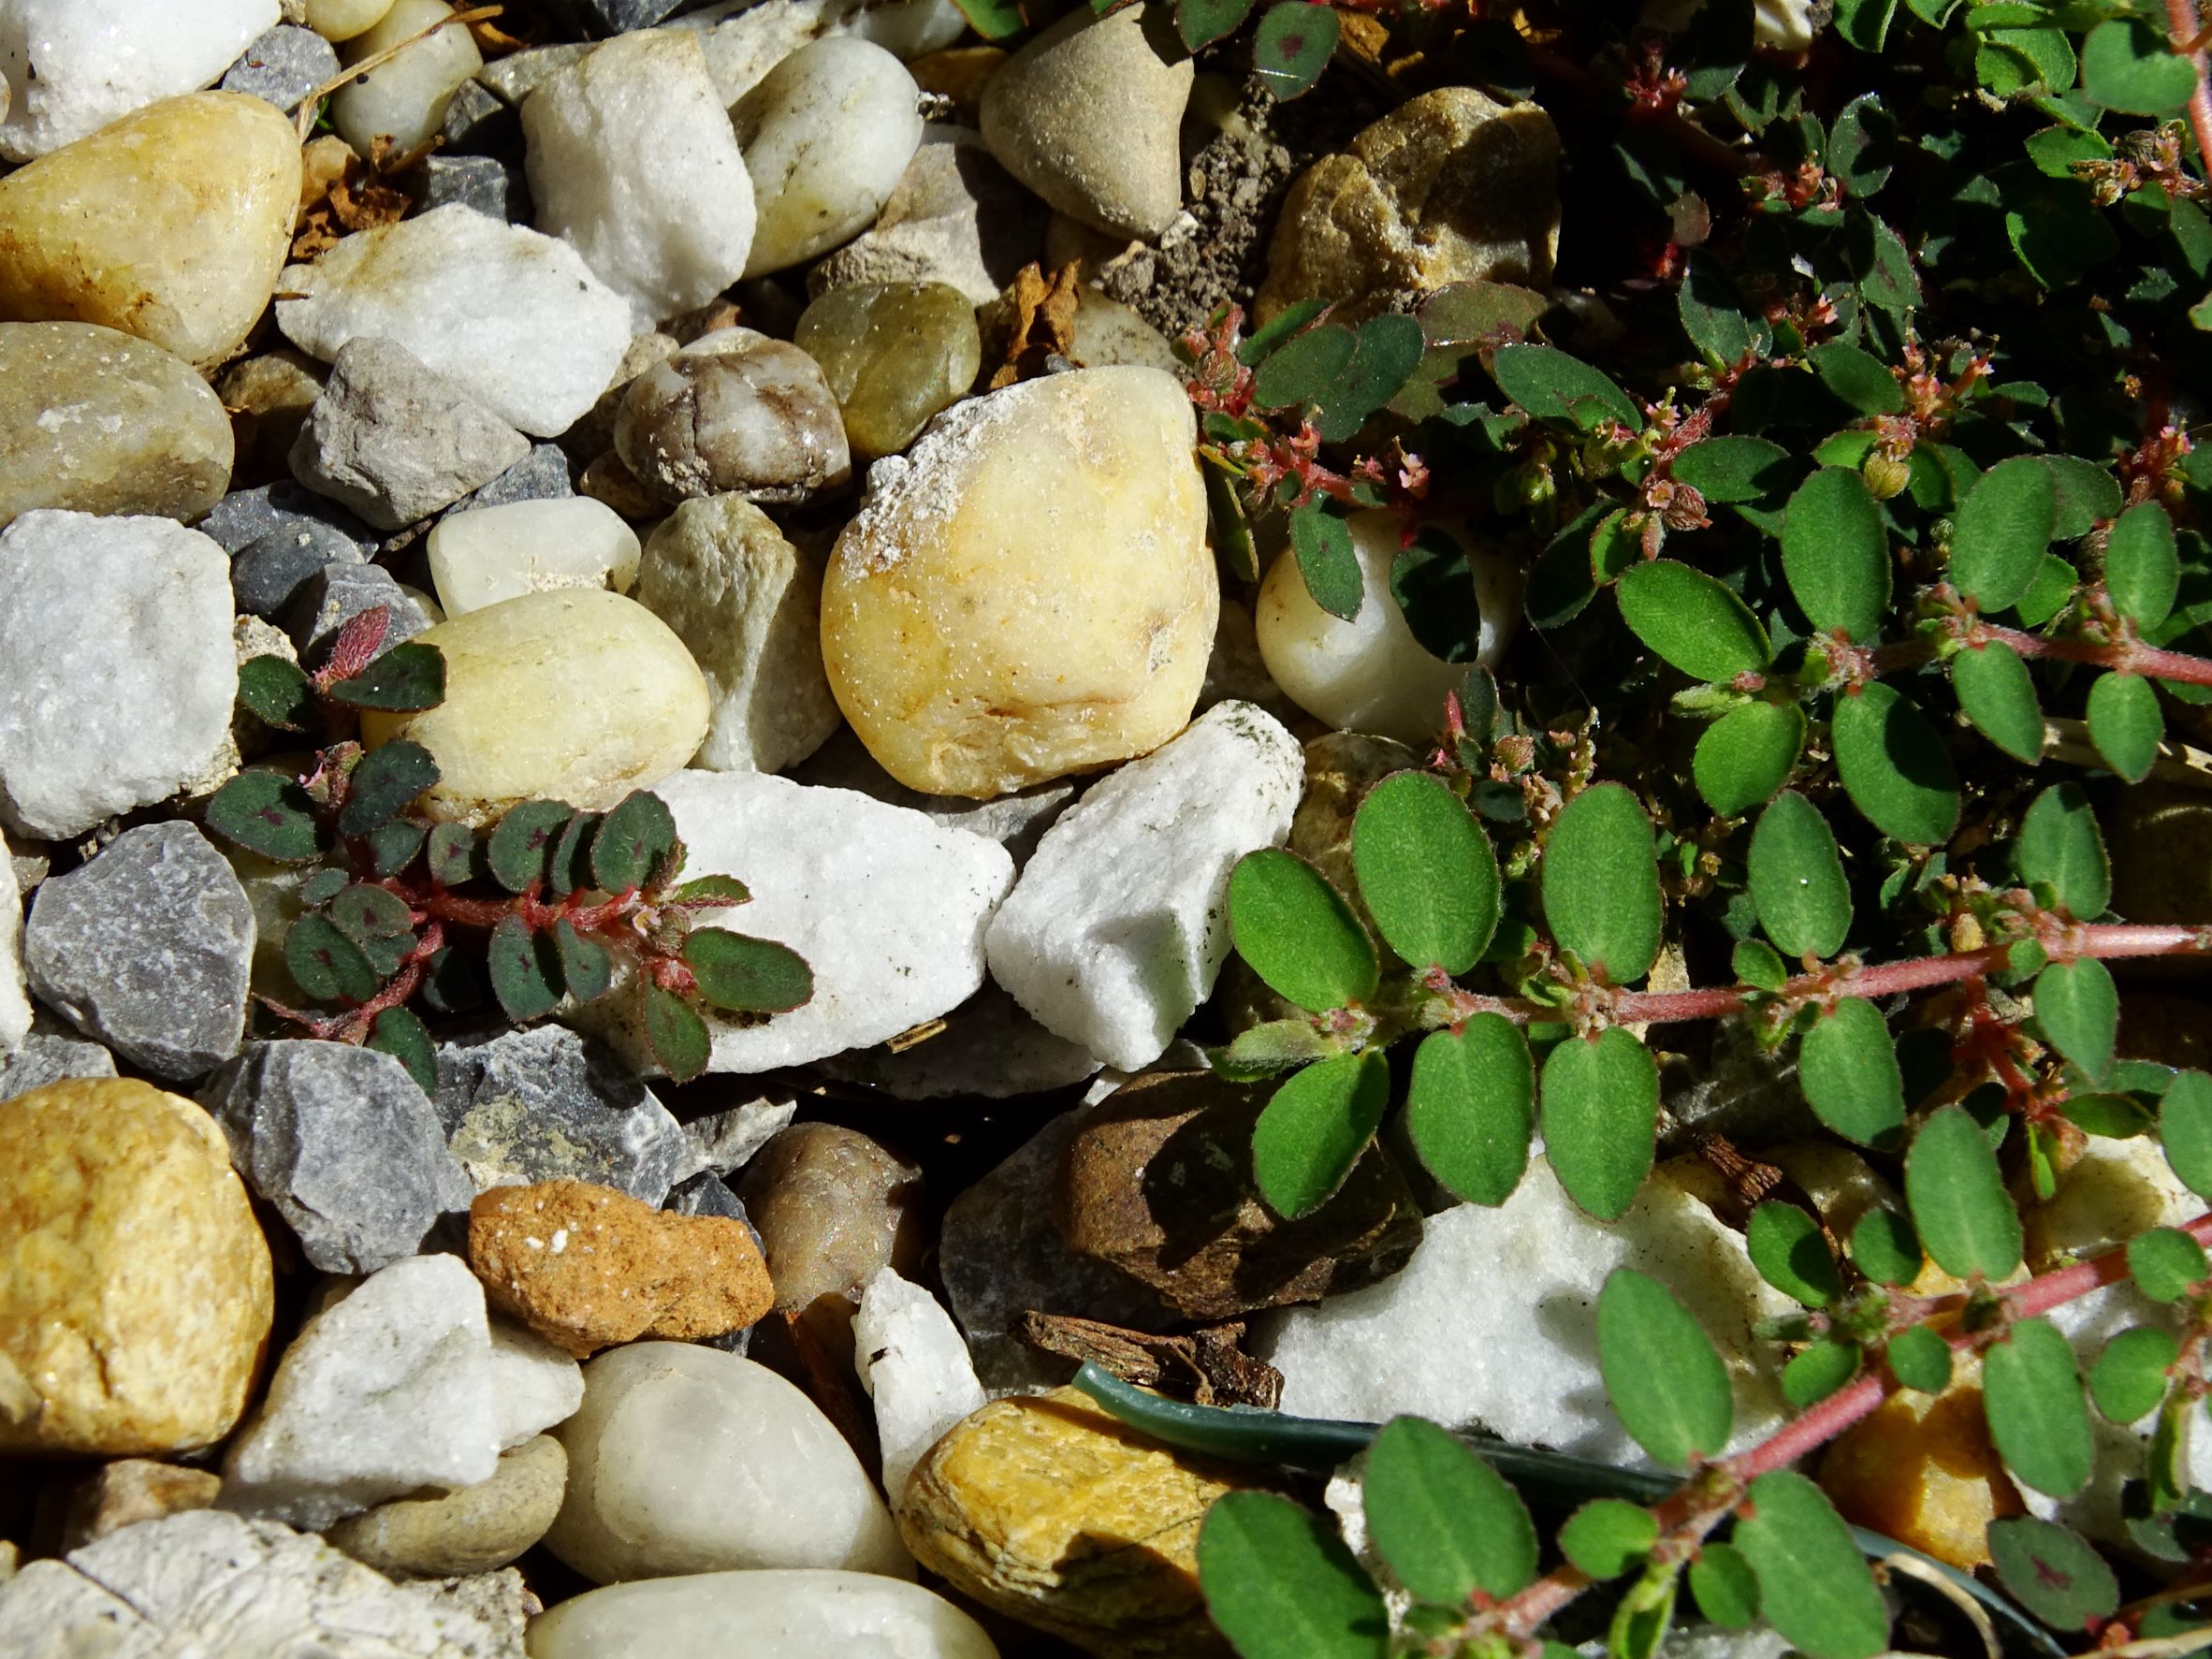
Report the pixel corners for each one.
[438,79,517,153]
[546,0,691,35]
[200,481,373,558]
[282,561,431,667]
[0,1026,118,1102]
[231,520,367,619]
[219,25,340,109]
[420,153,531,225]
[449,443,572,514]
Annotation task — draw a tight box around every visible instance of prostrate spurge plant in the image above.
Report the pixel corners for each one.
[206,605,811,1088]
[1180,0,2212,1653]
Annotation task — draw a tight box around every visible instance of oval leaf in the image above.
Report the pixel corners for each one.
[1362,1417,1538,1604]
[1783,1340,1863,1409]
[1352,772,1499,974]
[1405,1017,1533,1206]
[487,912,561,1022]
[2129,1226,2208,1302]
[1229,849,1379,1012]
[2106,502,2179,629]
[1541,1027,1659,1222]
[1617,560,1770,685]
[2081,16,2199,114]
[1252,1051,1391,1220]
[2087,671,2162,782]
[1983,1317,2094,1498]
[1491,343,1643,430]
[1832,681,1961,845]
[1886,1324,1954,1394]
[285,912,379,1004]
[643,982,710,1082]
[338,741,438,837]
[1688,1541,1761,1630]
[684,928,813,1013]
[206,771,325,863]
[1951,641,2045,763]
[1289,502,1363,622]
[1597,1269,1733,1469]
[487,799,574,894]
[1748,791,1851,959]
[1747,1202,1842,1307]
[1694,701,1805,817]
[1199,1491,1389,1659]
[1782,468,1890,639]
[1799,997,1907,1149]
[326,640,446,712]
[1251,1,1339,99]
[2161,1069,2212,1198]
[592,790,677,894]
[2089,1325,2179,1425]
[1986,1518,2120,1633]
[1543,783,1662,983]
[367,1005,437,1093]
[1732,1472,1890,1659]
[1950,455,2057,612]
[1907,1105,2024,1281]
[2034,957,2117,1084]
[1850,1206,1924,1287]
[2018,782,2109,919]
[1669,437,1792,503]
[1561,1499,1661,1579]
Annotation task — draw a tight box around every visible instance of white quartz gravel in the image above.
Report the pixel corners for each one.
[0,0,280,161]
[853,1266,986,1499]
[428,496,640,617]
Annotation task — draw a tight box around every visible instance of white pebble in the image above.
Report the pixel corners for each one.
[735,36,923,277]
[524,30,755,327]
[0,0,279,161]
[303,0,397,42]
[428,496,640,617]
[330,0,481,156]
[674,0,967,105]
[528,1570,999,1659]
[853,1267,985,1500]
[1254,511,1514,747]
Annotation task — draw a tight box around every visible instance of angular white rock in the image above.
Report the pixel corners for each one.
[853,1266,986,1498]
[734,37,924,277]
[330,0,481,155]
[546,1343,912,1583]
[0,511,236,840]
[581,770,1014,1074]
[528,1569,998,1659]
[675,0,966,105]
[1255,1158,1797,1467]
[276,205,635,437]
[222,1255,502,1529]
[0,0,281,161]
[0,849,26,1054]
[486,1317,583,1451]
[985,700,1302,1070]
[1256,512,1517,747]
[428,497,639,617]
[0,1511,516,1659]
[525,30,754,327]
[634,496,839,773]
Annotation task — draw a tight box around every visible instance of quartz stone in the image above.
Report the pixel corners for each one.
[794,282,983,459]
[330,0,482,155]
[614,329,851,505]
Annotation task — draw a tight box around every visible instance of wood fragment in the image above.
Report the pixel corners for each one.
[1012,1310,1283,1408]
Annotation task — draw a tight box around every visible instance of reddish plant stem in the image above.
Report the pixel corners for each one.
[2170,0,2212,183]
[1985,622,2212,688]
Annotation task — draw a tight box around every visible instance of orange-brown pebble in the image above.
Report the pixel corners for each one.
[467,1178,773,1359]
[1818,1375,2023,1569]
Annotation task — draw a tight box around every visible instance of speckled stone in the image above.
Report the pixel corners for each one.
[794,282,982,459]
[614,329,851,505]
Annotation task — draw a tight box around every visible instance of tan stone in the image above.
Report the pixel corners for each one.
[468,1179,773,1358]
[735,1123,924,1312]
[899,1387,1247,1658]
[821,366,1215,798]
[52,1458,223,1550]
[2026,1132,2199,1274]
[0,94,304,368]
[357,589,711,826]
[0,1079,273,1455]
[1256,87,1560,324]
[326,1433,568,1578]
[1819,1370,2023,1570]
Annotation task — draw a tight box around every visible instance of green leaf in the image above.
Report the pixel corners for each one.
[1748,792,1851,959]
[1598,1268,1733,1467]
[238,654,314,730]
[367,1005,437,1093]
[1986,1518,2120,1633]
[1198,1491,1389,1659]
[1543,783,1662,983]
[1608,1556,1682,1659]
[1951,642,2045,763]
[325,641,446,712]
[643,982,711,1082]
[1389,530,1483,662]
[1679,252,1767,366]
[1832,0,1899,51]
[1950,456,2057,611]
[1800,998,1907,1148]
[1362,1417,1538,1604]
[1289,502,1362,622]
[2034,957,2117,1083]
[554,919,612,1003]
[285,912,380,1003]
[1252,1051,1391,1219]
[1351,772,1498,974]
[2041,455,2119,544]
[1734,938,1787,991]
[1886,1324,1954,1394]
[1983,1317,2094,1498]
[1732,1472,1889,1659]
[1831,681,1961,845]
[1541,1027,1658,1222]
[546,810,597,897]
[1688,1542,1761,1630]
[1560,1499,1660,1579]
[206,771,325,863]
[592,790,677,894]
[487,800,573,894]
[2080,17,2198,114]
[1850,207,1922,315]
[667,873,748,907]
[2014,553,2079,627]
[1229,850,1378,1013]
[1694,701,1805,817]
[1491,344,1643,430]
[2018,783,2109,918]
[1211,1019,1332,1083]
[1238,298,1331,368]
[1204,458,1259,586]
[684,928,813,1013]
[339,742,437,837]
[1251,1,1338,99]
[1783,1340,1863,1408]
[367,817,424,879]
[1811,342,1905,415]
[487,912,561,1022]
[1907,1105,2024,1281]
[1747,1202,1841,1307]
[2161,1070,2212,1198]
[2090,1326,2179,1425]
[1782,469,1890,639]
[329,881,415,976]
[1312,314,1424,442]
[1176,0,1253,50]
[1669,437,1792,503]
[2087,671,2163,781]
[1405,1018,1532,1206]
[1850,1207,1924,1287]
[2106,502,2180,628]
[946,0,1024,40]
[1617,560,1771,684]
[2129,1227,2208,1302]
[2063,1093,2152,1138]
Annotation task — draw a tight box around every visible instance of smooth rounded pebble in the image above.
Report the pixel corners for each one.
[615,329,851,504]
[794,281,982,459]
[525,1569,999,1659]
[304,0,398,40]
[357,589,710,826]
[325,1433,568,1579]
[546,1342,912,1584]
[331,0,481,156]
[428,497,640,617]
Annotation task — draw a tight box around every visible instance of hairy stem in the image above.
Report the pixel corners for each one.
[1988,622,2212,689]
[2170,0,2212,185]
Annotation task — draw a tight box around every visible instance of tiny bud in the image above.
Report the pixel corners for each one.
[1862,452,1912,500]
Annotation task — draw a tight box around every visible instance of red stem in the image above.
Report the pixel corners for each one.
[1987,623,2212,689]
[2169,0,2212,182]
